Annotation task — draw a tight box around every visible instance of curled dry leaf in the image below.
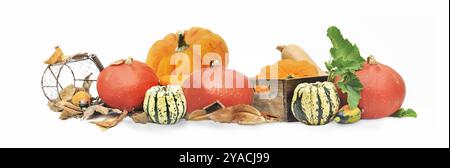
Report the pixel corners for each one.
[207,104,280,125]
[82,73,93,92]
[58,102,83,120]
[186,101,225,121]
[64,101,82,111]
[59,84,76,101]
[204,101,225,114]
[233,112,266,125]
[70,53,89,60]
[44,46,66,65]
[231,104,268,125]
[186,109,209,121]
[82,105,109,119]
[261,112,282,122]
[231,104,260,116]
[110,108,123,114]
[47,101,63,112]
[130,112,149,124]
[208,107,234,123]
[59,107,83,120]
[91,110,128,131]
[59,111,71,120]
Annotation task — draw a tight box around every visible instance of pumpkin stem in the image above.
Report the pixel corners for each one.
[286,74,295,79]
[209,60,221,68]
[176,31,189,52]
[276,45,285,52]
[125,56,133,65]
[367,55,378,65]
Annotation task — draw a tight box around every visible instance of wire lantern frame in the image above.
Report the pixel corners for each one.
[41,53,104,102]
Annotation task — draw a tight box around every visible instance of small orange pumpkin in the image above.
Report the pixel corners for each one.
[146,27,229,85]
[256,59,319,79]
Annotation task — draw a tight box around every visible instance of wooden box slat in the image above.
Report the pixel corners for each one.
[251,75,328,122]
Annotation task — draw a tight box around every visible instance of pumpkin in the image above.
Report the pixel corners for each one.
[256,59,319,79]
[143,85,186,125]
[277,44,326,75]
[182,63,253,113]
[334,105,361,124]
[97,57,159,111]
[291,82,340,125]
[146,27,229,85]
[336,56,406,119]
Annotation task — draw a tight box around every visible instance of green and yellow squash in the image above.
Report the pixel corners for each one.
[143,85,186,125]
[291,82,340,125]
[334,105,361,124]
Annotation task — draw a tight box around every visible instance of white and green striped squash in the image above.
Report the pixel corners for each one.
[143,85,186,125]
[291,82,340,125]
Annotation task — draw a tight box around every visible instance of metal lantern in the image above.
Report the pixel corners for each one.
[41,53,104,102]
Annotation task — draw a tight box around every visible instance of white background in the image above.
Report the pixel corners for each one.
[0,0,448,148]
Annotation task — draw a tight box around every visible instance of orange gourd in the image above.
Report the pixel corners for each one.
[257,59,319,79]
[146,27,229,85]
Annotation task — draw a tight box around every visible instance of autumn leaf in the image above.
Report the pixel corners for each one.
[59,84,76,102]
[82,105,109,119]
[130,112,149,124]
[44,46,66,64]
[91,110,128,131]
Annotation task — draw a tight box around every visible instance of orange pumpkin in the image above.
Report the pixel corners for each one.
[146,27,229,85]
[256,59,319,79]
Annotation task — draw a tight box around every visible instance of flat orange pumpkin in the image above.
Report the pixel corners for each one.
[146,27,229,85]
[257,59,319,79]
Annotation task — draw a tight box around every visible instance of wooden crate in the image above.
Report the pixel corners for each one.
[251,75,329,122]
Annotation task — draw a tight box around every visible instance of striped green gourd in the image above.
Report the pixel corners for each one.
[143,85,186,125]
[291,82,340,125]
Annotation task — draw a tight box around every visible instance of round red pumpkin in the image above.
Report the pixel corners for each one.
[337,56,406,119]
[182,65,254,113]
[97,57,159,111]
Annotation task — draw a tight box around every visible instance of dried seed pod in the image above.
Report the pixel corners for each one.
[59,84,76,101]
[186,110,209,121]
[208,108,234,123]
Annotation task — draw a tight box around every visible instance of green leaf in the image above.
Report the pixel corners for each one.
[327,26,365,72]
[325,26,366,109]
[336,73,363,109]
[392,108,417,118]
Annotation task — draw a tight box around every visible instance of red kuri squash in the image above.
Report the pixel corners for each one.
[338,56,406,119]
[97,57,159,111]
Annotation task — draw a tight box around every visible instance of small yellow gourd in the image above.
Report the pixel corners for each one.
[71,91,91,107]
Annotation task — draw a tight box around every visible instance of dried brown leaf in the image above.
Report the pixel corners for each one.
[47,101,63,112]
[82,73,93,91]
[203,101,225,114]
[59,107,83,120]
[207,104,271,125]
[233,112,266,125]
[208,108,234,123]
[231,104,261,116]
[70,53,88,60]
[82,105,110,119]
[59,110,71,120]
[59,84,76,101]
[186,109,209,121]
[44,46,65,64]
[261,112,281,122]
[130,112,149,124]
[91,110,128,131]
[63,101,82,111]
[110,108,123,114]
